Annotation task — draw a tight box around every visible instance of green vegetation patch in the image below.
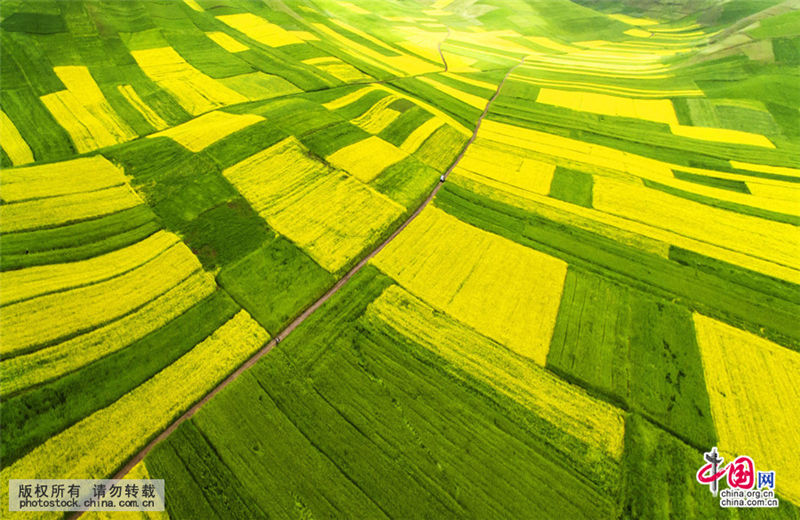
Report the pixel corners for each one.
[548,166,593,207]
[547,269,717,448]
[217,238,334,335]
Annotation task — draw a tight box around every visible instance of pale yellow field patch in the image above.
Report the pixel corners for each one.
[625,28,652,38]
[0,231,178,306]
[746,181,800,202]
[730,160,800,178]
[205,31,248,52]
[0,310,268,517]
[448,29,536,55]
[592,176,800,271]
[536,87,679,125]
[224,136,404,272]
[0,110,33,166]
[454,139,556,198]
[339,1,370,14]
[372,206,568,365]
[117,85,168,130]
[290,31,319,41]
[351,95,402,134]
[670,124,774,148]
[326,136,408,183]
[375,84,472,136]
[367,285,626,460]
[608,13,659,26]
[42,66,137,153]
[131,47,248,115]
[0,185,143,233]
[0,271,215,398]
[694,314,800,505]
[400,117,444,153]
[150,110,264,152]
[0,156,126,203]
[217,13,304,47]
[302,57,371,82]
[0,240,202,357]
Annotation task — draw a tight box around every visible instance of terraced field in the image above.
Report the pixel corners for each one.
[1,0,798,518]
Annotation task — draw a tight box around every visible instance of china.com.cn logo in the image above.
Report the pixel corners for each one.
[696,447,779,508]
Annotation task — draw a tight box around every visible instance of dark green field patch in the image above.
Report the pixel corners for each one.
[378,105,434,146]
[0,206,159,271]
[0,291,238,466]
[672,169,751,193]
[217,238,334,335]
[371,156,440,208]
[299,120,370,158]
[203,119,287,169]
[180,198,274,270]
[548,167,593,207]
[1,13,66,34]
[547,269,717,448]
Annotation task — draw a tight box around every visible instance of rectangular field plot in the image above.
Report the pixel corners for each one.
[695,314,800,505]
[149,110,264,152]
[223,136,404,272]
[372,206,567,365]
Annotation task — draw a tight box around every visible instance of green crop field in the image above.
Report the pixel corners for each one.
[1,0,799,518]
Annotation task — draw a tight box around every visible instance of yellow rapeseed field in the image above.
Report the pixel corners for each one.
[372,206,568,365]
[592,176,800,272]
[608,13,659,26]
[131,47,248,115]
[535,87,774,147]
[536,87,679,125]
[150,110,264,152]
[400,117,444,153]
[217,13,304,47]
[0,241,203,357]
[730,160,800,178]
[454,139,556,198]
[0,310,268,519]
[0,155,126,203]
[326,136,408,183]
[367,285,625,460]
[0,110,33,166]
[117,85,168,131]
[350,95,403,134]
[1,271,216,398]
[224,137,404,272]
[0,185,143,233]
[40,66,137,153]
[0,231,179,306]
[694,314,800,505]
[670,124,775,148]
[205,31,249,52]
[302,57,371,83]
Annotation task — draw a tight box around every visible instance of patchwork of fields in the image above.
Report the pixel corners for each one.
[1,0,798,518]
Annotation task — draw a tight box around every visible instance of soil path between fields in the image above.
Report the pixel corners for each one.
[80,55,527,505]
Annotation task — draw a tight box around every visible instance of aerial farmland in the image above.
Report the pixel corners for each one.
[0,0,798,518]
